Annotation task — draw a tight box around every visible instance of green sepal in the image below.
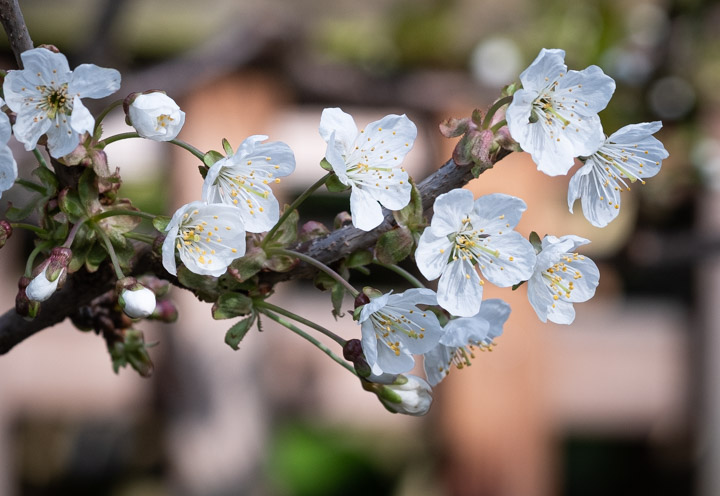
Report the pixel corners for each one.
[377,385,403,404]
[353,306,363,321]
[203,150,224,167]
[529,231,542,254]
[471,108,483,127]
[212,292,254,319]
[511,280,526,291]
[177,265,220,302]
[31,166,58,195]
[152,215,171,233]
[229,248,267,282]
[225,313,256,350]
[346,249,373,269]
[263,253,297,272]
[393,178,423,228]
[314,271,335,291]
[375,226,414,264]
[331,282,345,319]
[198,165,209,179]
[222,138,234,156]
[471,164,484,178]
[325,173,350,193]
[319,158,333,171]
[264,207,298,246]
[58,188,85,221]
[502,81,520,97]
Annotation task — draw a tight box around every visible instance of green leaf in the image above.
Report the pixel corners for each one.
[314,271,335,291]
[325,173,350,192]
[5,196,41,221]
[225,313,256,350]
[78,168,99,206]
[265,207,298,246]
[203,150,224,167]
[229,248,267,282]
[177,265,220,302]
[393,178,423,228]
[375,227,414,264]
[331,282,345,319]
[152,215,171,233]
[222,138,234,156]
[68,238,93,272]
[529,231,542,254]
[85,241,108,272]
[58,188,85,221]
[319,158,333,171]
[346,249,373,269]
[471,108,483,126]
[263,254,297,272]
[212,292,253,320]
[31,166,58,195]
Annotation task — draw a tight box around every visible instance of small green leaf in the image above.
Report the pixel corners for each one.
[203,150,224,167]
[319,158,333,171]
[314,271,335,291]
[78,168,99,206]
[471,108,483,126]
[529,231,542,254]
[32,166,58,195]
[346,249,373,269]
[375,227,414,264]
[263,254,297,272]
[5,196,41,221]
[225,313,256,350]
[325,173,350,192]
[229,248,267,282]
[152,215,171,233]
[177,265,220,302]
[58,188,85,221]
[265,207,298,246]
[85,241,108,272]
[68,238,93,272]
[212,292,253,320]
[331,282,345,319]
[393,178,423,228]
[222,138,234,156]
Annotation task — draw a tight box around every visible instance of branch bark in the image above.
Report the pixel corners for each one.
[0,0,32,67]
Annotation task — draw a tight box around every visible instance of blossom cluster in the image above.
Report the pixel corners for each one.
[0,45,668,416]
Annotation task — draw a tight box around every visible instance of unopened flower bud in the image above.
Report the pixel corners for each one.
[376,374,433,416]
[25,247,71,302]
[117,277,157,319]
[298,221,330,243]
[0,220,12,248]
[334,211,353,230]
[16,276,40,319]
[149,299,178,323]
[343,339,372,378]
[126,91,185,141]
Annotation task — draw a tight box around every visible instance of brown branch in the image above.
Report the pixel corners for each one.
[0,0,32,67]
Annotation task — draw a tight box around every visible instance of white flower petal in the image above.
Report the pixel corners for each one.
[375,343,416,375]
[437,258,483,317]
[415,228,453,281]
[350,185,384,231]
[429,188,473,236]
[478,232,536,287]
[12,109,52,151]
[68,64,121,99]
[472,193,527,231]
[518,48,566,92]
[319,108,357,152]
[423,344,453,386]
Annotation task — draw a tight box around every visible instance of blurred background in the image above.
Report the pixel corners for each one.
[0,0,716,494]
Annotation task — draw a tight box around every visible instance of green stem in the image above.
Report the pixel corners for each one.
[254,300,346,346]
[481,95,513,130]
[372,260,426,289]
[10,222,45,235]
[32,148,48,169]
[261,309,356,375]
[490,119,507,133]
[94,226,125,280]
[63,218,87,248]
[169,139,205,161]
[93,99,123,135]
[261,172,331,248]
[99,131,140,147]
[273,248,358,297]
[90,209,156,223]
[25,243,49,277]
[123,232,156,244]
[15,179,46,194]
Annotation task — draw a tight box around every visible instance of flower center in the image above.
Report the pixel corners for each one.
[541,252,584,305]
[175,209,239,266]
[370,308,427,356]
[37,83,71,119]
[156,114,174,131]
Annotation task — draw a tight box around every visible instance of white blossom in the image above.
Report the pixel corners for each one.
[119,286,157,319]
[162,201,246,277]
[3,47,120,158]
[128,92,185,141]
[415,189,536,317]
[423,299,510,386]
[319,107,417,231]
[377,374,433,416]
[0,101,18,199]
[26,266,63,302]
[527,235,599,324]
[359,288,444,376]
[568,121,669,227]
[506,48,616,176]
[202,135,295,233]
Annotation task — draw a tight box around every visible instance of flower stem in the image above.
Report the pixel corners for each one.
[63,218,87,248]
[490,119,507,133]
[254,300,346,346]
[260,309,356,376]
[93,99,123,135]
[32,148,48,169]
[90,208,156,223]
[25,242,49,277]
[123,231,156,244]
[94,226,125,280]
[168,139,206,161]
[372,259,426,289]
[10,222,45,235]
[481,95,513,130]
[273,248,358,297]
[15,178,46,194]
[261,172,331,248]
[99,131,140,147]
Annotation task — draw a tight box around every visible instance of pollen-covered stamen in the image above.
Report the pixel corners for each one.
[213,167,272,213]
[597,144,648,184]
[35,83,71,119]
[541,253,584,300]
[175,211,239,266]
[155,113,175,130]
[370,308,428,356]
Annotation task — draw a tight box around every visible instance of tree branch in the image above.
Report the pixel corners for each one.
[0,0,33,67]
